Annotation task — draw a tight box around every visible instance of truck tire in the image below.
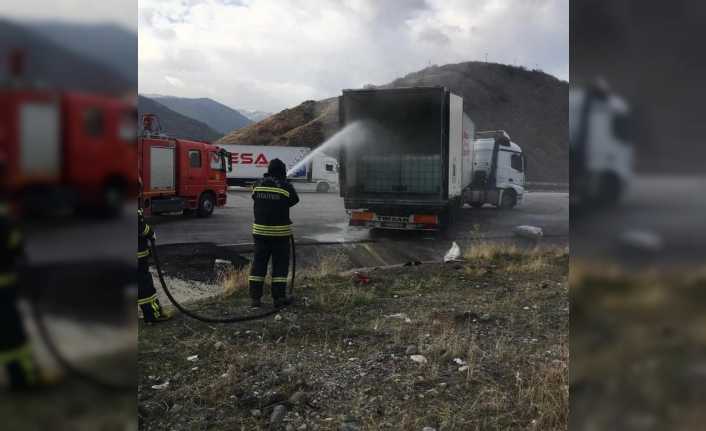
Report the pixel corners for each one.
[499,190,517,210]
[101,183,124,218]
[316,182,330,193]
[596,173,622,207]
[197,193,215,217]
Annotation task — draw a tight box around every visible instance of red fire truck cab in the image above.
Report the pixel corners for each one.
[0,88,137,215]
[138,115,230,217]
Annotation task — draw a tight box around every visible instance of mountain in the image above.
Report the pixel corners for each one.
[0,19,133,95]
[150,96,252,134]
[25,21,136,85]
[218,61,568,182]
[237,108,273,123]
[138,96,222,143]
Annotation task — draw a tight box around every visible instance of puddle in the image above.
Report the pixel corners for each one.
[155,242,249,283]
[303,222,370,243]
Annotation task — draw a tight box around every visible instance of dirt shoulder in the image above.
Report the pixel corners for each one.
[138,246,568,430]
[571,264,706,430]
[1,379,135,431]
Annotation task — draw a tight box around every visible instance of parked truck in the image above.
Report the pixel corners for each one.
[465,130,526,209]
[0,87,137,216]
[219,144,339,192]
[138,114,230,217]
[570,83,633,207]
[339,86,525,231]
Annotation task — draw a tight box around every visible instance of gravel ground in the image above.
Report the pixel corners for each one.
[138,244,568,430]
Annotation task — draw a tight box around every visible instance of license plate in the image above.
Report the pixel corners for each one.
[382,222,405,228]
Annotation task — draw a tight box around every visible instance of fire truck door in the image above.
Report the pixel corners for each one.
[185,148,204,197]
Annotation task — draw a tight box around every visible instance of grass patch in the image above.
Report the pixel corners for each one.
[571,262,706,430]
[221,264,251,298]
[139,245,569,430]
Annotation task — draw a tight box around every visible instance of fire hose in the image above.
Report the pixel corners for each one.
[25,237,295,392]
[149,236,296,323]
[29,268,135,392]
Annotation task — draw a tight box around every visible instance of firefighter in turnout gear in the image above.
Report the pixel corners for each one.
[0,159,38,391]
[138,207,171,322]
[249,158,299,308]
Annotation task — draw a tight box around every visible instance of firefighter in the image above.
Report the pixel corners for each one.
[249,158,299,308]
[0,156,39,391]
[137,206,171,323]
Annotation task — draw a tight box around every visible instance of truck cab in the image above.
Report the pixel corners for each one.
[0,88,137,215]
[464,130,526,209]
[570,84,633,207]
[307,154,339,193]
[139,114,230,217]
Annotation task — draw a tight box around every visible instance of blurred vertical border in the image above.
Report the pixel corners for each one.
[0,3,137,429]
[571,1,706,430]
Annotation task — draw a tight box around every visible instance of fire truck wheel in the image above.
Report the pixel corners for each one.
[316,182,330,193]
[102,183,124,217]
[197,193,215,217]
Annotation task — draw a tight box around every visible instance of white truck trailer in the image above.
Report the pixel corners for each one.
[219,144,339,192]
[339,86,525,231]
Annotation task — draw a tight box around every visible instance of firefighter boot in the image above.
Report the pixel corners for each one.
[3,345,38,392]
[271,282,290,309]
[249,276,264,308]
[139,296,172,323]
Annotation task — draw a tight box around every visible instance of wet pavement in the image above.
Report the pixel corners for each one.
[572,175,706,270]
[149,189,569,269]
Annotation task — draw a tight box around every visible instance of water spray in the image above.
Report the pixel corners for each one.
[286,121,368,177]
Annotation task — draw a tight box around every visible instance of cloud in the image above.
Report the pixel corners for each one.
[139,0,568,112]
[164,75,186,88]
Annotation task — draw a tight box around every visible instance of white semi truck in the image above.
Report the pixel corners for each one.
[465,130,526,209]
[570,83,633,206]
[338,86,525,231]
[219,144,339,192]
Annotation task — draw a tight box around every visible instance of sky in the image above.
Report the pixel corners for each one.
[139,0,568,113]
[1,0,137,31]
[6,0,568,113]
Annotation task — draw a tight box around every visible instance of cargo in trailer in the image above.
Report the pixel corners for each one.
[339,86,472,230]
[338,87,525,231]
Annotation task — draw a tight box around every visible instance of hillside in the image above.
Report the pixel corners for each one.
[218,62,568,182]
[151,95,252,134]
[25,21,136,85]
[0,19,133,95]
[138,96,222,143]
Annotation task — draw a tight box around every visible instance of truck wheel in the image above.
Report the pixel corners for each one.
[316,182,330,193]
[101,183,124,217]
[470,202,483,209]
[597,173,622,207]
[499,190,516,210]
[197,193,215,217]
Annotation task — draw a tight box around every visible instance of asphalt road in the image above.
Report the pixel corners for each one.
[572,175,706,269]
[147,189,569,269]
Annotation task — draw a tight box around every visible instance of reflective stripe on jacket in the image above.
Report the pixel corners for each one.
[251,175,299,237]
[138,209,154,259]
[252,223,292,236]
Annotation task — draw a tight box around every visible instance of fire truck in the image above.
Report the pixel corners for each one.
[0,88,137,216]
[138,114,230,217]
